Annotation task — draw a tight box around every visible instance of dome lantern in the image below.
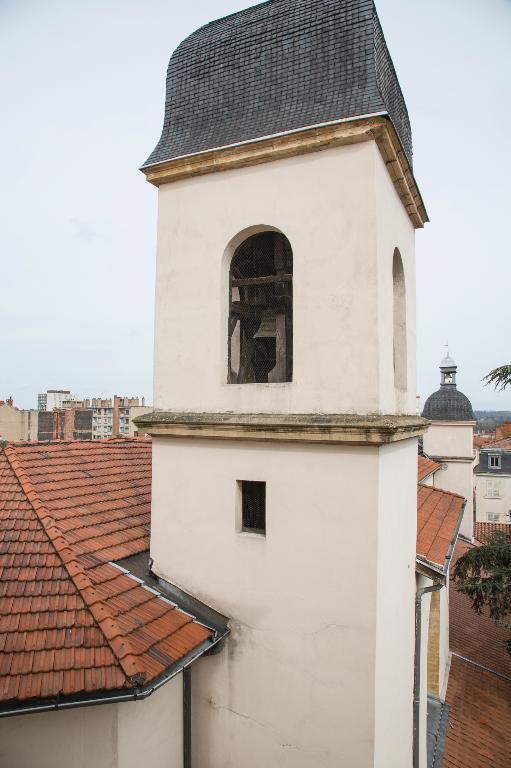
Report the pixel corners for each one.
[422,352,474,421]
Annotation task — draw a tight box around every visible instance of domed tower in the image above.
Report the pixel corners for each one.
[137,1,429,766]
[422,353,475,538]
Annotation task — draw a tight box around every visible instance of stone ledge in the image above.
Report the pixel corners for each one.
[141,116,428,229]
[134,411,429,446]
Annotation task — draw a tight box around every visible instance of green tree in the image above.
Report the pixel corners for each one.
[483,364,511,391]
[452,531,511,654]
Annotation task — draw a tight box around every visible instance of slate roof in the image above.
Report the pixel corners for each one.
[444,539,511,767]
[416,485,465,569]
[144,0,413,169]
[422,387,475,422]
[418,455,440,483]
[0,440,214,709]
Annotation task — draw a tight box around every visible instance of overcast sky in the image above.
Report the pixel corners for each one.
[1,0,510,411]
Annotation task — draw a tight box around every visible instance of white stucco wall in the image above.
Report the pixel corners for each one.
[423,422,474,459]
[374,440,417,767]
[153,140,416,416]
[117,676,183,768]
[475,472,511,522]
[374,146,416,415]
[423,423,474,538]
[151,435,417,768]
[0,677,183,768]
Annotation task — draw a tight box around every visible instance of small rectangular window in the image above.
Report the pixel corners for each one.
[240,481,266,535]
[489,454,501,469]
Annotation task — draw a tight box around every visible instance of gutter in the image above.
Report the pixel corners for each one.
[413,581,443,768]
[0,629,229,720]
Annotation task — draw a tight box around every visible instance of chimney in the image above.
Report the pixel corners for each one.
[113,395,120,436]
[52,409,62,440]
[63,408,75,441]
[496,422,511,441]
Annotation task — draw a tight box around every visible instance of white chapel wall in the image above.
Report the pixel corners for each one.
[153,140,415,417]
[0,678,183,768]
[151,434,417,768]
[374,143,416,415]
[423,422,474,459]
[374,440,417,767]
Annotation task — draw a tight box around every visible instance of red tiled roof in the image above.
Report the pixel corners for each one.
[474,522,511,544]
[416,485,464,568]
[0,440,213,707]
[417,455,440,483]
[444,539,511,766]
[443,656,511,768]
[473,436,494,449]
[9,440,152,562]
[480,437,511,451]
[450,540,510,678]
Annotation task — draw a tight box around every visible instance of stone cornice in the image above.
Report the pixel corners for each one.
[134,411,429,446]
[141,116,428,229]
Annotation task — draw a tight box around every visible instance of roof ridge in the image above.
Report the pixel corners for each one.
[3,445,148,686]
[419,484,465,501]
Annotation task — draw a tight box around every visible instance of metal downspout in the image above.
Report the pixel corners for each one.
[183,667,191,768]
[413,582,443,768]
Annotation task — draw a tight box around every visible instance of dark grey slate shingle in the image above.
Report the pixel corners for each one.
[143,0,412,168]
[422,388,475,422]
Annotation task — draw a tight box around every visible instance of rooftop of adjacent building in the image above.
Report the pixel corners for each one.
[0,439,223,712]
[442,538,511,767]
[479,437,511,452]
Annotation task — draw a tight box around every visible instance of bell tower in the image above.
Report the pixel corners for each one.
[422,353,475,538]
[137,2,428,766]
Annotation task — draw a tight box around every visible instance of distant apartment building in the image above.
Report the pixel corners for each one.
[0,399,38,442]
[61,395,150,439]
[37,389,78,411]
[89,396,150,439]
[37,407,93,442]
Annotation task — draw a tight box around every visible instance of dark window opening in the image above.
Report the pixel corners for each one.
[489,455,501,469]
[228,231,293,384]
[241,481,266,534]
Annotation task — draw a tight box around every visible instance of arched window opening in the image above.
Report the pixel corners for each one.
[392,248,407,391]
[228,231,293,384]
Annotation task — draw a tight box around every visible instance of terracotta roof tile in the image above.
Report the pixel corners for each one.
[416,485,464,568]
[480,437,511,451]
[444,656,511,768]
[450,540,511,679]
[473,436,494,449]
[0,440,214,708]
[417,455,440,483]
[474,522,511,544]
[445,539,511,766]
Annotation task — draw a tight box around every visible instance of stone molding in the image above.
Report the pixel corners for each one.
[141,116,428,229]
[134,411,429,446]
